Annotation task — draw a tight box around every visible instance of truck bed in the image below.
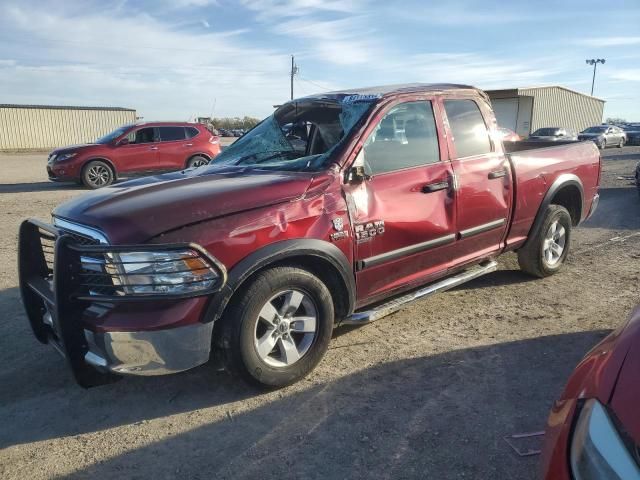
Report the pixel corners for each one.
[505,140,601,249]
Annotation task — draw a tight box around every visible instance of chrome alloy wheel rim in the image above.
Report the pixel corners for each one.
[87,165,110,186]
[543,220,566,266]
[191,158,208,167]
[253,289,318,368]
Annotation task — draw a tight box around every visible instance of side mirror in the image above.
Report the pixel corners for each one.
[117,138,129,146]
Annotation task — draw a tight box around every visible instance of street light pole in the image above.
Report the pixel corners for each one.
[290,55,299,100]
[585,58,605,96]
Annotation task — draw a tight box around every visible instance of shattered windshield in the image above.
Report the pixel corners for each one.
[208,95,378,172]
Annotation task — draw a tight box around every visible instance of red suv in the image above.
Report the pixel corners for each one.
[47,122,221,188]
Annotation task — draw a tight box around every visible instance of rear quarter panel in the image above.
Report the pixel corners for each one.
[506,141,600,247]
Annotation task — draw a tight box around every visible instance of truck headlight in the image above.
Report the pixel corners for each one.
[79,246,226,297]
[570,399,640,480]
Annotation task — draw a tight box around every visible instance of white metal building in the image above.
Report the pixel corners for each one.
[485,86,605,137]
[0,104,136,151]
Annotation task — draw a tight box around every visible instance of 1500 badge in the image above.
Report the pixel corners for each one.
[355,220,385,242]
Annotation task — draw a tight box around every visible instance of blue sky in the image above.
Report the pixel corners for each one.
[1,0,639,121]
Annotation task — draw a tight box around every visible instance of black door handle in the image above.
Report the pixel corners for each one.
[421,181,449,193]
[488,170,507,179]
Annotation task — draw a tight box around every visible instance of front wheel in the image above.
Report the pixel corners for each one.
[618,138,625,148]
[220,266,334,388]
[82,160,114,189]
[518,205,572,278]
[186,155,209,168]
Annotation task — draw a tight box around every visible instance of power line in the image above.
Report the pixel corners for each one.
[298,76,333,92]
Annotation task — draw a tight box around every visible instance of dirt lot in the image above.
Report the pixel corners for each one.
[1,147,639,479]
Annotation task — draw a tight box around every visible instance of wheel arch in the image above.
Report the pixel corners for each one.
[82,157,117,179]
[205,239,356,325]
[523,174,584,250]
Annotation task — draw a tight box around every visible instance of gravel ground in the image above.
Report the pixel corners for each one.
[1,147,639,480]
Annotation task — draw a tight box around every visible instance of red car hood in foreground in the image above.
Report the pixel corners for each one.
[53,167,316,244]
[609,309,640,445]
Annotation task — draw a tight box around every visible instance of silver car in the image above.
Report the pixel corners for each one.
[528,127,578,141]
[578,125,626,149]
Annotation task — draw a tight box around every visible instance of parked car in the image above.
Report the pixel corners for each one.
[529,127,578,142]
[541,305,640,479]
[19,83,601,389]
[496,127,521,142]
[47,122,221,189]
[218,128,233,137]
[622,124,640,146]
[578,125,626,149]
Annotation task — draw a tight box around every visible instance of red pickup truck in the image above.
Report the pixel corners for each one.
[19,84,601,388]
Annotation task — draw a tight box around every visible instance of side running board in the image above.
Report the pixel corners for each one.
[342,260,498,325]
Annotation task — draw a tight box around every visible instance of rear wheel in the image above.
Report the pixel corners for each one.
[82,160,114,189]
[220,266,334,387]
[186,155,209,168]
[618,138,625,148]
[518,205,572,278]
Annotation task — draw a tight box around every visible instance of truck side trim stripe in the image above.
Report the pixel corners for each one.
[458,218,506,239]
[358,234,456,270]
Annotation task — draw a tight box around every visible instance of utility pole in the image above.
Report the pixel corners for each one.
[585,58,605,96]
[290,55,298,100]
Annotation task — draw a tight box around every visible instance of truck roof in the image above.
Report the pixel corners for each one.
[295,83,487,103]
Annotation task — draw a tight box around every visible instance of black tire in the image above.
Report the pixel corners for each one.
[220,266,334,388]
[618,138,625,148]
[186,155,209,168]
[597,139,605,149]
[81,160,114,189]
[518,205,572,278]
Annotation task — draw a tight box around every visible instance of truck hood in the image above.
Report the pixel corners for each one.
[53,167,316,244]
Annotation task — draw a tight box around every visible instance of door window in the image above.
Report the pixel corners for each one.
[444,99,491,158]
[127,127,156,144]
[158,126,186,142]
[362,101,440,175]
[185,127,200,138]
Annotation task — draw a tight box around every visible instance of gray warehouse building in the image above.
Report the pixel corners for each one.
[0,104,136,151]
[485,86,605,137]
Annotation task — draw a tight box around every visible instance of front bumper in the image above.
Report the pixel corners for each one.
[84,321,214,375]
[18,218,225,387]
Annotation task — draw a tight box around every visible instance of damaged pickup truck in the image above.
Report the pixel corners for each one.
[19,84,601,388]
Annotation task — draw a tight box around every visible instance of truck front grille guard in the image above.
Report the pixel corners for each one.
[18,218,226,387]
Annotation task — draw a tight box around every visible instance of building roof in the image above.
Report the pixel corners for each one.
[485,85,605,103]
[0,104,136,111]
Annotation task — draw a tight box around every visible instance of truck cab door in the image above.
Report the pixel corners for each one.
[343,99,458,303]
[442,97,512,263]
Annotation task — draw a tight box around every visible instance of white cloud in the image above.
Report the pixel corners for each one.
[240,0,363,20]
[609,69,640,82]
[0,3,290,119]
[577,36,640,47]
